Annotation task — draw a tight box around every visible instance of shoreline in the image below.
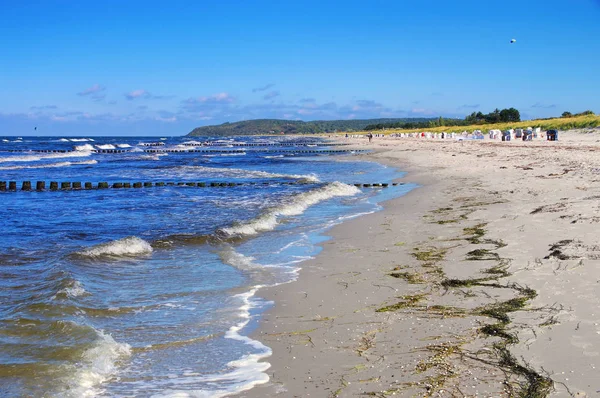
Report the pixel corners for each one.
[241,131,600,397]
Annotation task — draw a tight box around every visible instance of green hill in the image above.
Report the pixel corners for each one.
[187,118,433,136]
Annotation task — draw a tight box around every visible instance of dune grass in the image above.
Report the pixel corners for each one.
[362,115,600,135]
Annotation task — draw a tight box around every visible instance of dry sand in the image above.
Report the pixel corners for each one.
[241,129,600,398]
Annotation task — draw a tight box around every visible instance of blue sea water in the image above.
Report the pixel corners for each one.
[0,135,415,397]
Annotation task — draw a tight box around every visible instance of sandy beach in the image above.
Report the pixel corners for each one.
[242,129,600,398]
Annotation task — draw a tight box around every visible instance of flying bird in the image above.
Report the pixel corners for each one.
[510,39,516,44]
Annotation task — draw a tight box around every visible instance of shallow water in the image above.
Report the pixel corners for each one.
[0,135,415,396]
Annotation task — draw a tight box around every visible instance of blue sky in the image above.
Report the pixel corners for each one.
[1,0,599,136]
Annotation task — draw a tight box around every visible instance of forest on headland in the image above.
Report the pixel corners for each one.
[186,118,431,136]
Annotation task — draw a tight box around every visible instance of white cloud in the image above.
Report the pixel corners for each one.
[125,89,152,100]
[78,84,105,96]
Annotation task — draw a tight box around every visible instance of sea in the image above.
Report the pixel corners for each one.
[0,135,415,397]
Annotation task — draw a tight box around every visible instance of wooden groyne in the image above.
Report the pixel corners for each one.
[0,180,403,192]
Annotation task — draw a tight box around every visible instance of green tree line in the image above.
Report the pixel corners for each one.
[365,108,521,131]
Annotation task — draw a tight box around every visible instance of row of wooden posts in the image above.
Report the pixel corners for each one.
[0,181,402,192]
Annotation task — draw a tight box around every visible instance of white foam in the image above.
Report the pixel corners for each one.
[116,143,132,148]
[62,328,132,398]
[76,236,153,258]
[151,287,271,398]
[96,144,116,150]
[0,151,93,163]
[59,138,70,142]
[205,152,246,157]
[219,182,360,237]
[139,154,167,161]
[220,250,261,270]
[0,159,97,170]
[52,280,88,300]
[176,165,319,182]
[70,138,92,142]
[74,144,96,151]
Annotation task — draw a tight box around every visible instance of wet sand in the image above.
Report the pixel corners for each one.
[242,129,600,397]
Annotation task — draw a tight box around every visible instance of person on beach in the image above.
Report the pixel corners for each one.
[367,133,373,142]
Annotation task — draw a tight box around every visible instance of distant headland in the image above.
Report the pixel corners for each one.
[186,118,432,136]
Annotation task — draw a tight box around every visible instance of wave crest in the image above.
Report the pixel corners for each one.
[62,329,131,397]
[218,182,359,237]
[0,159,97,170]
[75,236,153,258]
[176,165,319,182]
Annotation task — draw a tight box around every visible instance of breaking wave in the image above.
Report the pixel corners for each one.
[52,279,87,300]
[175,165,319,182]
[150,287,271,398]
[74,144,96,151]
[75,236,153,258]
[60,328,131,397]
[0,159,97,170]
[0,151,93,163]
[218,182,359,237]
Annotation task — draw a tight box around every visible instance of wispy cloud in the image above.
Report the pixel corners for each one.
[30,105,58,110]
[252,83,275,93]
[183,93,235,106]
[531,102,557,109]
[124,89,174,100]
[263,91,280,100]
[155,116,177,122]
[78,84,105,96]
[125,89,152,100]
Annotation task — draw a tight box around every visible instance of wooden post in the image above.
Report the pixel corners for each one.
[22,181,32,191]
[50,181,59,190]
[36,181,45,190]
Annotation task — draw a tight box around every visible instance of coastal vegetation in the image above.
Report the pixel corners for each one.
[365,113,600,134]
[365,107,521,130]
